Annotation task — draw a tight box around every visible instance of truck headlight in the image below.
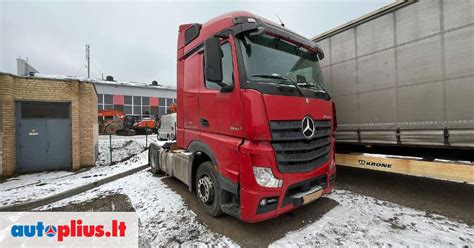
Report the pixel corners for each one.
[253,167,282,188]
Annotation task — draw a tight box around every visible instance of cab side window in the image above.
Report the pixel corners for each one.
[205,42,234,90]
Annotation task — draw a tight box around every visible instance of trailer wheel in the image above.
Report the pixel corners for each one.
[149,144,161,174]
[196,162,223,217]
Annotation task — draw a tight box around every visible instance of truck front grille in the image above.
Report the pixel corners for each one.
[270,120,332,173]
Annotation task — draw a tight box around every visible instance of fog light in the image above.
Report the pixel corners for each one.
[259,197,278,207]
[253,167,282,188]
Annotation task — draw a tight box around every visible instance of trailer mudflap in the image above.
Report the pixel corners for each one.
[159,150,192,186]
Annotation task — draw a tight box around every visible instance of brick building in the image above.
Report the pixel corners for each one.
[0,72,98,177]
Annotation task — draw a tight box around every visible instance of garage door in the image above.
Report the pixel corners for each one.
[16,102,72,172]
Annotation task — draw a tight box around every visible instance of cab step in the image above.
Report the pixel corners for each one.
[221,203,240,219]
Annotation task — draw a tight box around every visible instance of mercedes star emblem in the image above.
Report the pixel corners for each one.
[302,116,315,139]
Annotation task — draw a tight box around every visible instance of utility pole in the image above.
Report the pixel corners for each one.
[85,44,90,78]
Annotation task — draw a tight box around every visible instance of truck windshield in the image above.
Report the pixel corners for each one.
[238,33,327,92]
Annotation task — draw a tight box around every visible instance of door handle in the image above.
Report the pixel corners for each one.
[200,118,209,128]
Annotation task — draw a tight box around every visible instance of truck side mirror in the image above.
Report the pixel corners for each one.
[204,37,223,83]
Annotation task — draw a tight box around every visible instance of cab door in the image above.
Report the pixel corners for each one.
[199,37,244,138]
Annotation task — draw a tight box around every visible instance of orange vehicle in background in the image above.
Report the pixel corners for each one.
[98,109,157,135]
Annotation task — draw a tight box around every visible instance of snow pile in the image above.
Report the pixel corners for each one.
[41,170,237,247]
[271,190,474,247]
[96,139,146,166]
[31,73,176,90]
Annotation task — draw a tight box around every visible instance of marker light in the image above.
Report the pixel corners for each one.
[248,18,257,23]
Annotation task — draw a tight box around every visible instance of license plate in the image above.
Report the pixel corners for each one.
[303,189,323,205]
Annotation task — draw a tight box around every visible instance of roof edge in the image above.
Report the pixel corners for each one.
[0,71,176,91]
[312,0,416,42]
[0,71,93,84]
[93,81,176,91]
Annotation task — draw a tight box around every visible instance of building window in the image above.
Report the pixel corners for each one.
[132,96,141,115]
[123,95,133,115]
[97,92,176,118]
[133,106,141,116]
[151,106,158,115]
[159,106,166,115]
[124,105,132,115]
[114,105,124,112]
[104,104,114,110]
[142,106,151,116]
[104,94,113,104]
[141,97,150,117]
[124,95,132,105]
[166,98,174,106]
[133,96,141,105]
[142,97,149,106]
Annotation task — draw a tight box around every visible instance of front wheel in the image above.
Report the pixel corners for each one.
[196,162,223,217]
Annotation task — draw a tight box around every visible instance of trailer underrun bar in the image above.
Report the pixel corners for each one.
[335,153,474,184]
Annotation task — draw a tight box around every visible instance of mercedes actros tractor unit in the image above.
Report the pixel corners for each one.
[149,11,337,223]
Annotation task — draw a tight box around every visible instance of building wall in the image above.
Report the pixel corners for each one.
[314,0,474,147]
[95,84,177,116]
[0,73,98,177]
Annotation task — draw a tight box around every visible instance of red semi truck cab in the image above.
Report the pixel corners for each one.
[150,11,336,223]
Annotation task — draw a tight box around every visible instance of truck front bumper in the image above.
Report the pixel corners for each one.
[238,139,337,223]
[239,169,335,223]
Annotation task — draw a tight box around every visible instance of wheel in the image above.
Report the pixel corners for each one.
[196,162,223,217]
[149,144,161,174]
[105,123,119,135]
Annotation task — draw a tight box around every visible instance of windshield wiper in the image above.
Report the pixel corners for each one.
[251,74,304,96]
[297,82,330,98]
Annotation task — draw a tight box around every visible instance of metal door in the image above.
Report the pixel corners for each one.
[16,102,72,172]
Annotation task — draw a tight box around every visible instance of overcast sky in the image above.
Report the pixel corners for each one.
[1,0,392,86]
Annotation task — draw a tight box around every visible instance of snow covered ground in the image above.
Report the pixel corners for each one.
[38,168,473,247]
[0,136,156,207]
[272,190,474,247]
[39,168,236,247]
[2,135,472,247]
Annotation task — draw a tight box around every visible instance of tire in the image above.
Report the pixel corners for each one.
[196,162,223,217]
[149,144,161,174]
[105,123,119,135]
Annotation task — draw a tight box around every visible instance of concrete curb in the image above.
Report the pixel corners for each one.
[0,164,149,211]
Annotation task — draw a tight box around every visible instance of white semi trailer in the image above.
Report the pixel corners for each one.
[313,0,474,183]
